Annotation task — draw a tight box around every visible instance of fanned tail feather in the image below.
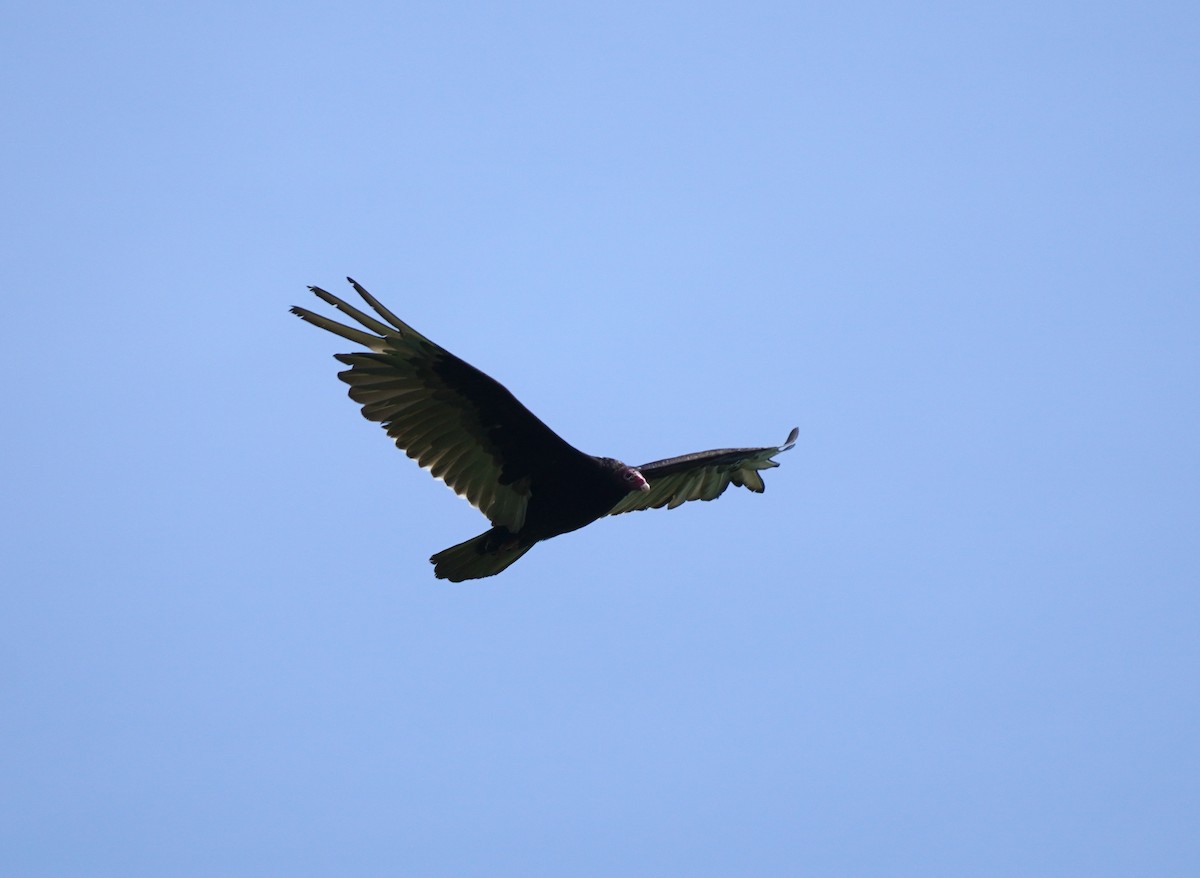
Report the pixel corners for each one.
[430,528,534,582]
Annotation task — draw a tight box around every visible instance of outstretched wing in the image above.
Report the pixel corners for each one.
[291,278,592,531]
[606,427,798,515]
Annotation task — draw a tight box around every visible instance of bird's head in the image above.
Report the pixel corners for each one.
[596,457,650,493]
[618,462,651,493]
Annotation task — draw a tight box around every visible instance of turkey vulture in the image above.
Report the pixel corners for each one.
[292,278,797,581]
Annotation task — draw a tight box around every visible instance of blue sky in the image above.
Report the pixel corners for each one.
[3,1,1198,875]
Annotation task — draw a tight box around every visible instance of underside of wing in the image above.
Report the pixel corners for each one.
[607,427,798,515]
[292,279,590,531]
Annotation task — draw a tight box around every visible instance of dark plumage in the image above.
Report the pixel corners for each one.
[292,278,797,581]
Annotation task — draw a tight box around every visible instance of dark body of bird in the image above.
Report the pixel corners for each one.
[292,278,797,581]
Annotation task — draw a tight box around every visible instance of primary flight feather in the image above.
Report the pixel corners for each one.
[292,278,797,581]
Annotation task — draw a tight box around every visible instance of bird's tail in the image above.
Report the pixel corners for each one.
[430,528,534,582]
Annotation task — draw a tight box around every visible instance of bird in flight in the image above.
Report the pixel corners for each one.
[292,278,797,581]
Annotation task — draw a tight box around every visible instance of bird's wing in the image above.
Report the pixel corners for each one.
[291,278,591,531]
[606,428,798,515]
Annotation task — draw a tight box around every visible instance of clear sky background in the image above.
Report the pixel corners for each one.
[3,2,1198,875]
